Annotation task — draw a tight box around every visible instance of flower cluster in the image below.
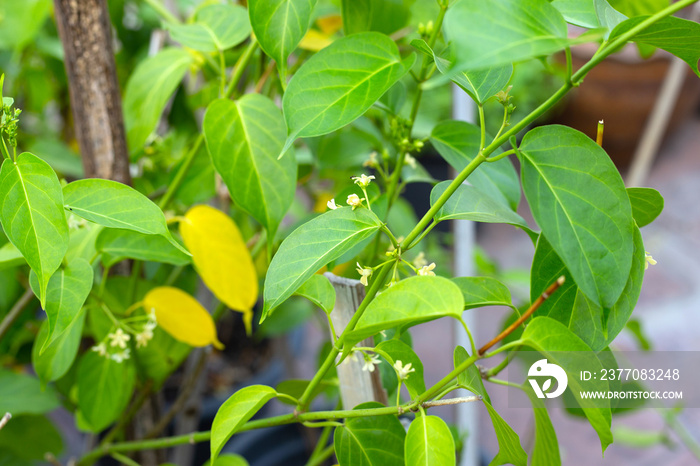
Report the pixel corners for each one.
[90,309,158,363]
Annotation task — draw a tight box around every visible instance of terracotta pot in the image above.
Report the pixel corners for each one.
[552,43,700,170]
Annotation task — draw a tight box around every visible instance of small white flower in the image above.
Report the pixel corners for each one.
[417,262,436,276]
[91,342,107,357]
[111,348,131,363]
[394,360,415,381]
[412,251,428,269]
[362,354,381,372]
[645,252,657,270]
[352,173,375,188]
[346,193,364,210]
[135,328,154,348]
[327,198,339,210]
[405,154,417,169]
[108,328,131,349]
[363,152,378,168]
[356,262,373,286]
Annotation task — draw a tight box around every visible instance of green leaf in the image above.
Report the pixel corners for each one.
[0,414,63,462]
[627,187,663,227]
[405,415,455,466]
[341,0,412,36]
[411,39,512,104]
[484,401,528,466]
[517,317,613,452]
[96,228,191,267]
[525,390,561,466]
[77,351,136,432]
[249,0,317,78]
[165,4,250,52]
[519,125,635,308]
[608,0,669,17]
[444,0,572,71]
[375,339,426,398]
[63,179,188,254]
[530,228,645,351]
[0,152,69,305]
[452,348,527,466]
[453,346,490,403]
[0,241,25,270]
[32,308,86,384]
[204,95,297,239]
[294,274,336,314]
[551,0,625,30]
[0,369,60,415]
[343,276,464,350]
[29,258,92,352]
[552,0,601,28]
[334,401,405,466]
[431,182,535,237]
[451,277,513,311]
[262,207,383,320]
[609,16,700,77]
[123,48,192,150]
[430,120,520,210]
[282,32,414,153]
[211,385,277,462]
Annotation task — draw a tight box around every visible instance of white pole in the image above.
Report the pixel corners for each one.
[451,83,479,466]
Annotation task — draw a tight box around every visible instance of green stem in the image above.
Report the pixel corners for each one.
[306,422,335,466]
[403,154,486,248]
[306,445,335,466]
[296,261,394,410]
[142,0,180,24]
[486,149,516,163]
[478,104,486,150]
[404,220,437,250]
[224,38,259,99]
[218,49,227,98]
[158,134,203,210]
[110,452,141,466]
[403,0,696,252]
[413,353,480,404]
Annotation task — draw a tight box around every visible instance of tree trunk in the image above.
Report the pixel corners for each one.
[53,0,131,184]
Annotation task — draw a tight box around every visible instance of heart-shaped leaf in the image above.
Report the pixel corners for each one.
[334,401,405,466]
[63,178,187,254]
[248,0,317,78]
[203,95,296,239]
[282,32,414,153]
[211,385,277,462]
[166,4,250,52]
[144,286,223,349]
[29,258,92,353]
[262,207,383,320]
[430,120,520,210]
[519,125,635,308]
[405,415,455,466]
[0,152,69,305]
[123,48,192,150]
[342,276,464,350]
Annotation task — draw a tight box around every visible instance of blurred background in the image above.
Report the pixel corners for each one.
[0,0,699,465]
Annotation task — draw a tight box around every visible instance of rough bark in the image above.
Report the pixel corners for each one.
[53,0,131,184]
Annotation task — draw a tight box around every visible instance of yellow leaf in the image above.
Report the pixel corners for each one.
[180,205,258,317]
[144,287,223,349]
[317,14,342,35]
[299,29,334,52]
